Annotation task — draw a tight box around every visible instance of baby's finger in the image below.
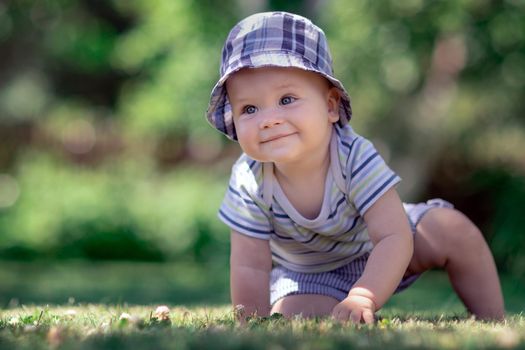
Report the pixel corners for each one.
[350,310,362,324]
[362,310,375,324]
[332,307,350,322]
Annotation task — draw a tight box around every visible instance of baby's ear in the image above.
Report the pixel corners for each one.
[327,87,340,123]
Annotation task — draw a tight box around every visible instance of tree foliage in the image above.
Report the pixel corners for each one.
[0,0,523,275]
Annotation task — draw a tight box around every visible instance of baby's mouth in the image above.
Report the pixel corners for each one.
[261,132,296,143]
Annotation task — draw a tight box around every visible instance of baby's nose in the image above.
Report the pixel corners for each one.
[260,110,284,129]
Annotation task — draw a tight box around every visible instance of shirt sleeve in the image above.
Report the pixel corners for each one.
[346,136,401,216]
[218,156,273,240]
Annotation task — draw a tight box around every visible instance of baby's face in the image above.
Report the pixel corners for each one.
[226,67,340,165]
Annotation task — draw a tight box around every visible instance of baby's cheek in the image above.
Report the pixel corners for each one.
[237,136,257,155]
[237,126,256,144]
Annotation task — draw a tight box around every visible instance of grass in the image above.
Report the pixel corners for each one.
[0,305,524,349]
[0,262,524,349]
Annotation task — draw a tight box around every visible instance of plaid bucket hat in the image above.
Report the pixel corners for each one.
[206,11,352,141]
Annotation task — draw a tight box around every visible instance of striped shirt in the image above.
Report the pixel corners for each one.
[219,124,401,273]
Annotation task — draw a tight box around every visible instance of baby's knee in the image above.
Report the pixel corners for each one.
[430,208,485,252]
[409,207,488,273]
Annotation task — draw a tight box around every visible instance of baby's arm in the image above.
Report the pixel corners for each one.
[332,187,413,323]
[230,230,272,321]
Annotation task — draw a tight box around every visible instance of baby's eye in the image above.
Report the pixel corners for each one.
[280,96,296,105]
[243,105,258,114]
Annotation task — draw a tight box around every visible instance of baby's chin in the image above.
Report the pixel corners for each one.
[252,153,305,166]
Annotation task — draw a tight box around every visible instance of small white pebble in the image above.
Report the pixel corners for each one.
[64,309,77,317]
[153,305,171,321]
[8,317,19,325]
[119,312,132,320]
[24,325,38,333]
[155,305,170,314]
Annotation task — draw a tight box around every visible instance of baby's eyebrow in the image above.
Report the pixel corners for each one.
[275,82,296,90]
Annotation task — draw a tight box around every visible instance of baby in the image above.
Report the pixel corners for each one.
[206,11,504,323]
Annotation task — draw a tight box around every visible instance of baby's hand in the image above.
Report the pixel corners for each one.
[331,293,376,324]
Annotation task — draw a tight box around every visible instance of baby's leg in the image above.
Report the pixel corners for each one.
[406,207,504,320]
[271,294,339,318]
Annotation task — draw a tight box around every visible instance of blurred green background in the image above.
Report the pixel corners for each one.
[0,0,524,308]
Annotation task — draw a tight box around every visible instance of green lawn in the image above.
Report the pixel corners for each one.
[0,262,524,349]
[1,304,524,349]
